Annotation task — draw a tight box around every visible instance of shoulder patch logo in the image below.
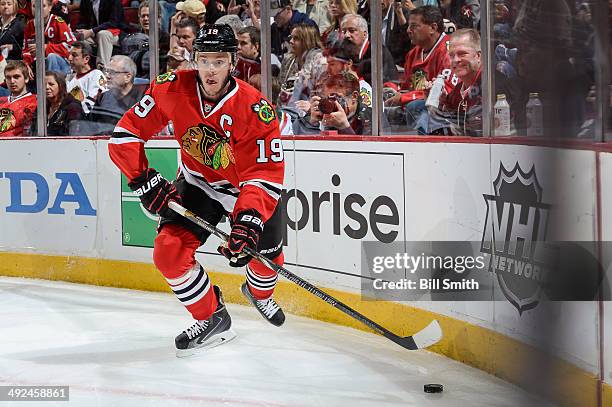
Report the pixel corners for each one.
[181,123,235,170]
[360,88,371,108]
[251,99,276,124]
[155,71,177,84]
[56,16,65,23]
[0,108,16,132]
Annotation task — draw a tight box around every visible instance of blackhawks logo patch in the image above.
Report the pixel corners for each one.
[360,88,371,108]
[0,108,16,132]
[181,123,235,170]
[155,72,177,84]
[251,99,276,124]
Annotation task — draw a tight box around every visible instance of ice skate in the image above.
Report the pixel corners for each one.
[241,282,285,327]
[175,285,236,357]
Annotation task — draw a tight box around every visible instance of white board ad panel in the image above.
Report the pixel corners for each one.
[0,139,98,255]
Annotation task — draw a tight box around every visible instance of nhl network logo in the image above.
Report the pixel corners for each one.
[480,163,552,314]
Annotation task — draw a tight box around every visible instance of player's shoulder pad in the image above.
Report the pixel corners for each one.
[55,16,65,23]
[155,70,179,85]
[237,79,278,126]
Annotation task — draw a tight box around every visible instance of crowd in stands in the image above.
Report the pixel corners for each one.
[0,0,601,137]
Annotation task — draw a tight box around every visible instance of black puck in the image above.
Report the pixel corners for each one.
[424,384,443,393]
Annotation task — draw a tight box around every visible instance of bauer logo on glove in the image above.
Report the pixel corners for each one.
[128,168,181,218]
[218,209,264,267]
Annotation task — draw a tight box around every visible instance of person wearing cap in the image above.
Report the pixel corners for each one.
[176,0,207,26]
[109,24,287,357]
[270,0,317,59]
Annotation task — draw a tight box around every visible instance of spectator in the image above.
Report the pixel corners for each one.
[0,0,24,61]
[242,0,261,29]
[0,60,36,137]
[292,0,331,33]
[321,0,356,48]
[420,28,480,135]
[121,2,170,79]
[286,24,327,109]
[215,14,245,36]
[159,0,180,33]
[443,0,480,30]
[293,71,372,135]
[341,13,397,85]
[75,0,127,69]
[43,71,82,136]
[323,38,371,109]
[23,0,75,75]
[234,25,260,82]
[384,6,451,129]
[270,0,317,58]
[16,0,31,21]
[170,16,198,68]
[66,41,107,113]
[175,0,207,27]
[382,0,411,66]
[86,55,144,133]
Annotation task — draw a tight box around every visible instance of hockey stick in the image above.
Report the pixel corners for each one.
[169,201,442,351]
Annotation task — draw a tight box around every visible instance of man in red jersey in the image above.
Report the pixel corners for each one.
[417,28,482,136]
[384,5,456,131]
[109,24,285,357]
[0,61,37,137]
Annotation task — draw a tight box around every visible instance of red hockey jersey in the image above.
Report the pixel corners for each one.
[109,70,284,221]
[233,55,260,82]
[0,93,37,137]
[23,14,75,65]
[400,33,453,105]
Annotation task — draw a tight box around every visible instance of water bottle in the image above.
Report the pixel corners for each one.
[494,94,511,136]
[425,76,445,109]
[526,93,543,137]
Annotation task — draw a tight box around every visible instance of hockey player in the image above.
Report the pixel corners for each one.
[109,24,286,357]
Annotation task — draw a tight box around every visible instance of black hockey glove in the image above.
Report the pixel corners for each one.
[217,209,264,267]
[128,168,180,218]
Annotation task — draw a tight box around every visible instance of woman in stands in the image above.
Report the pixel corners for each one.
[321,0,356,47]
[0,0,24,61]
[44,71,82,136]
[284,24,327,111]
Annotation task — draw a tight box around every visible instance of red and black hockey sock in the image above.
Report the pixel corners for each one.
[153,223,218,320]
[245,253,283,300]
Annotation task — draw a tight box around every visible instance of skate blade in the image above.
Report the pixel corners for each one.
[175,329,237,358]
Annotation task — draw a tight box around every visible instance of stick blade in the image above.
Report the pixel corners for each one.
[411,319,442,349]
[390,320,442,350]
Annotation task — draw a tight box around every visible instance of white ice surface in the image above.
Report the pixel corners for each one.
[0,277,552,407]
